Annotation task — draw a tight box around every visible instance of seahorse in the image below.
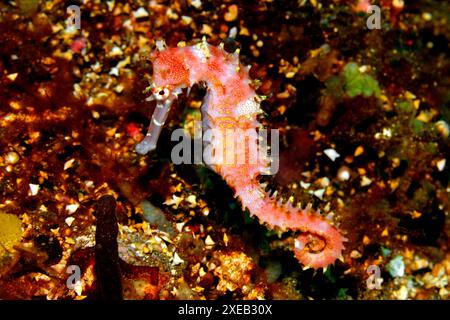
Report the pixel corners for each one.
[136,39,346,269]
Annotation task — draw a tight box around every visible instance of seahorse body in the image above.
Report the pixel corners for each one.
[136,40,346,269]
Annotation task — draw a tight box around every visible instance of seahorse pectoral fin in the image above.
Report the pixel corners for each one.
[136,96,175,155]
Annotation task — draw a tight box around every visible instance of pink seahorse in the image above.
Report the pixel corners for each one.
[136,40,346,269]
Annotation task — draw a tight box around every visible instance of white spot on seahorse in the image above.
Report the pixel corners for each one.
[234,97,261,116]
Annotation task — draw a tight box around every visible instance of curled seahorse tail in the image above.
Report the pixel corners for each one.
[292,217,346,270]
[226,176,346,269]
[271,197,346,270]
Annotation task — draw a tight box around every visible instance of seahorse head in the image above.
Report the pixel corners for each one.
[135,47,190,155]
[150,47,190,96]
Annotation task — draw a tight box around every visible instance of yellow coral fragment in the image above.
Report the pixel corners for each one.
[0,212,22,255]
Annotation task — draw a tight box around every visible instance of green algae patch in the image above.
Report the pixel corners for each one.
[343,62,381,98]
[0,212,22,255]
[395,100,415,115]
[16,0,41,16]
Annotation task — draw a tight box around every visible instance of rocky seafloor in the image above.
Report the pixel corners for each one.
[0,0,449,300]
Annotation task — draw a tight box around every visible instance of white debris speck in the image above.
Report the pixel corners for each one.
[300,181,310,189]
[436,159,446,172]
[29,184,40,196]
[337,166,351,181]
[91,110,100,118]
[205,235,215,246]
[186,195,197,207]
[382,128,392,138]
[301,171,311,178]
[106,1,115,11]
[360,176,372,187]
[166,8,179,20]
[319,177,330,187]
[66,203,79,214]
[435,120,449,138]
[91,61,102,72]
[324,148,340,161]
[133,7,149,18]
[34,273,51,281]
[229,26,238,39]
[64,158,75,170]
[163,195,183,209]
[190,0,202,9]
[109,46,123,57]
[172,252,184,266]
[313,189,325,199]
[122,19,133,31]
[7,73,18,81]
[358,65,369,73]
[422,12,432,21]
[375,128,393,140]
[109,67,119,76]
[74,281,83,296]
[117,58,130,70]
[5,151,19,164]
[294,239,304,250]
[387,255,405,278]
[350,250,362,259]
[223,233,229,246]
[65,216,75,227]
[181,15,193,25]
[114,84,124,93]
[176,222,186,232]
[394,286,408,300]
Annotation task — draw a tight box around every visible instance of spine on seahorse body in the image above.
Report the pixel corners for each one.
[136,39,346,269]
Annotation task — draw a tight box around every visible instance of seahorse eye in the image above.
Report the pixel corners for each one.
[154,87,171,100]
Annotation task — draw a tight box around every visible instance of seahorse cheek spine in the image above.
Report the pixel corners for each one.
[139,41,347,269]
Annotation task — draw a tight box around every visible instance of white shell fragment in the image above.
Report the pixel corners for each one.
[436,159,446,172]
[66,203,79,214]
[29,184,40,196]
[64,158,75,170]
[360,176,372,187]
[205,235,215,246]
[133,7,149,18]
[337,166,351,181]
[313,189,325,199]
[172,252,184,266]
[324,148,340,161]
[65,216,75,227]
